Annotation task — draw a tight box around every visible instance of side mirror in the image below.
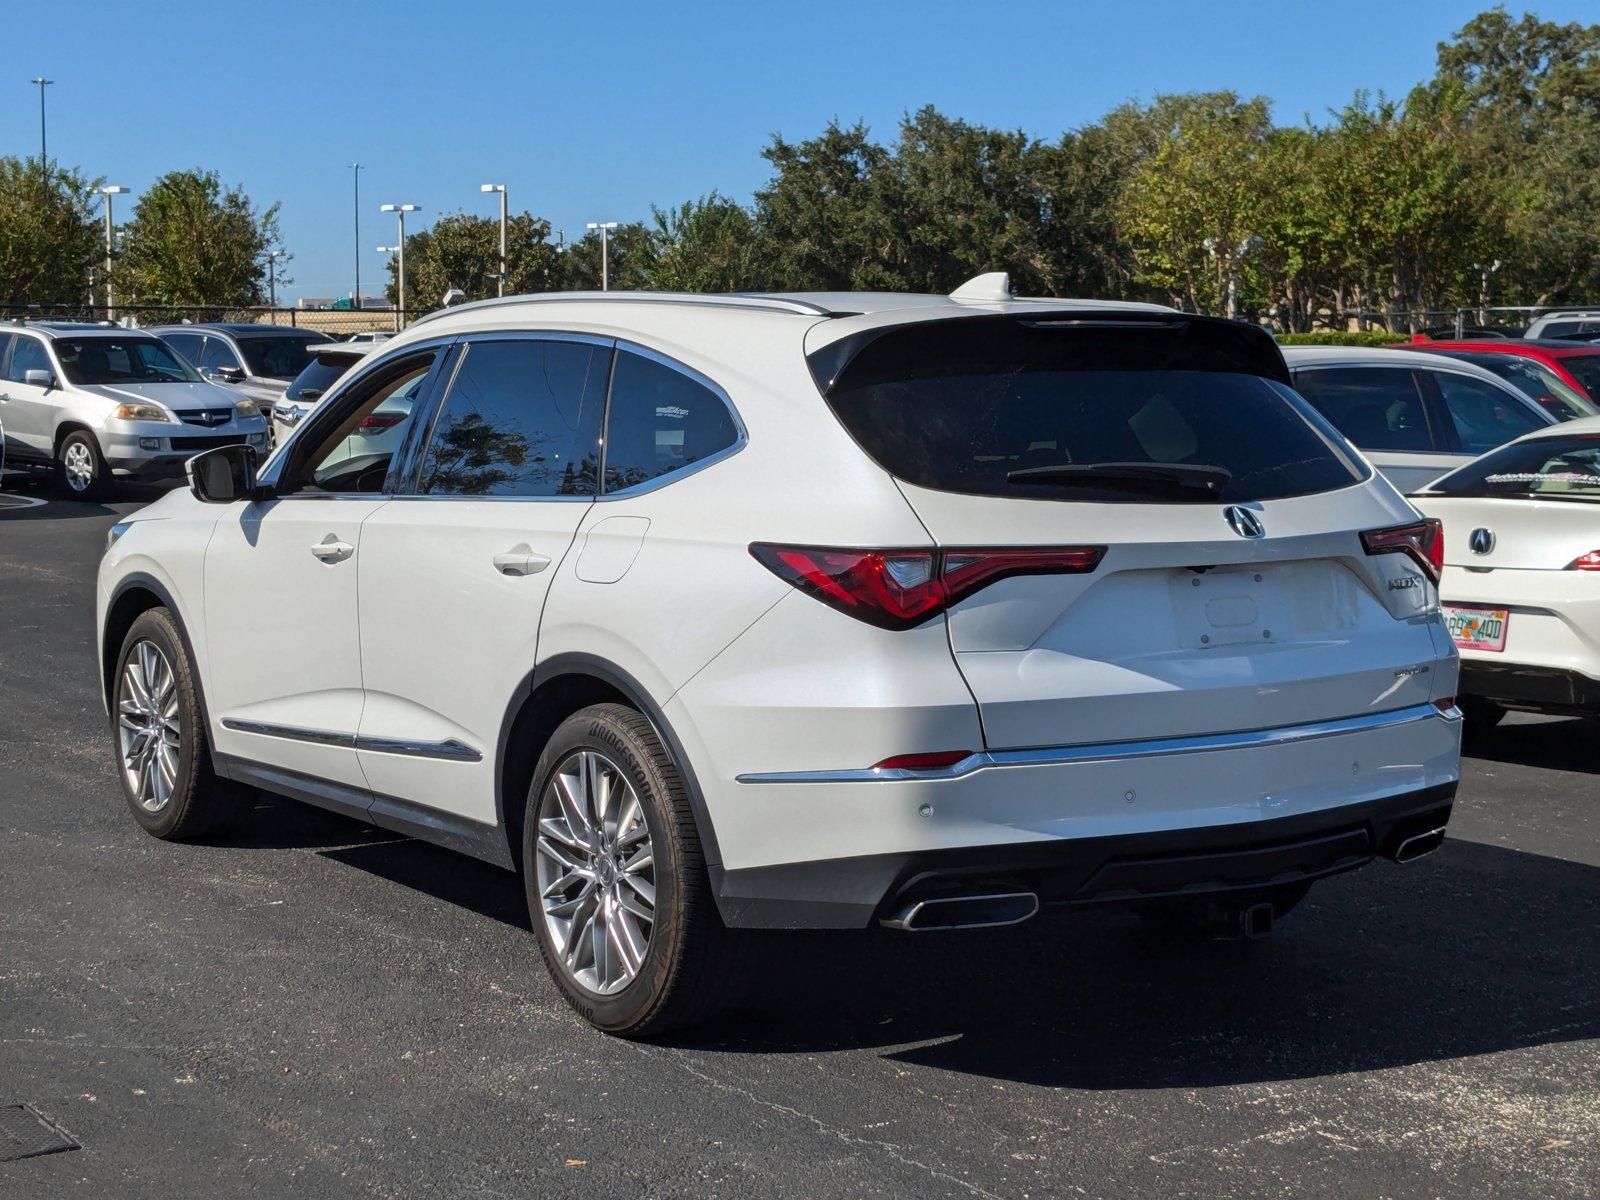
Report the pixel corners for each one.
[187,443,259,504]
[213,365,246,384]
[24,368,56,389]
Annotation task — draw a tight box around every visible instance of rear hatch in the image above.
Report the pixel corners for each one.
[815,313,1447,749]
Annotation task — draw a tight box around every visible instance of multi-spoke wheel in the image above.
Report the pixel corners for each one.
[523,703,746,1036]
[58,430,107,500]
[534,749,657,995]
[112,607,240,839]
[118,640,182,812]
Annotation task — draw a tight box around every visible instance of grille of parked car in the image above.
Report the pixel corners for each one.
[178,409,234,428]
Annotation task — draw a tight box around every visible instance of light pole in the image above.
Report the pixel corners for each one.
[376,246,400,330]
[480,184,507,297]
[1472,259,1503,326]
[351,163,362,310]
[100,186,129,319]
[267,249,284,311]
[380,203,421,324]
[586,221,618,290]
[31,77,52,166]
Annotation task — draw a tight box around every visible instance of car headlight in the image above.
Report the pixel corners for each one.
[275,403,305,427]
[234,398,260,419]
[113,402,175,423]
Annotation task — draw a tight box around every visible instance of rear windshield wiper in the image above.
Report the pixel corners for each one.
[1006,462,1232,496]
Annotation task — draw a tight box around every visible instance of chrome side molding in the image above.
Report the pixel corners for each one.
[220,719,482,763]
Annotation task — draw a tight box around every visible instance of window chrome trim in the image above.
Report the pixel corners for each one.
[220,718,482,762]
[735,703,1458,785]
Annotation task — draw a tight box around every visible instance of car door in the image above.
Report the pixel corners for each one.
[1291,365,1458,491]
[203,347,445,793]
[0,334,61,457]
[354,333,608,826]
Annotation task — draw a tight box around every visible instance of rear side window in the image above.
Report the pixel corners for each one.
[1292,367,1434,452]
[419,337,606,497]
[820,319,1366,504]
[284,357,353,403]
[1432,371,1548,454]
[1427,433,1600,499]
[602,349,739,492]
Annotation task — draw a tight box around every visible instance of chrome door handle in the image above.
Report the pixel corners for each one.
[493,548,551,577]
[311,536,355,563]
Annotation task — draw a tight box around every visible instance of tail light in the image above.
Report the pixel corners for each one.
[749,543,1105,630]
[356,411,406,434]
[1361,519,1443,585]
[1569,552,1600,571]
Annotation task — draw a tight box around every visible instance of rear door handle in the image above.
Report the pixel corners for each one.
[493,547,551,577]
[311,536,354,563]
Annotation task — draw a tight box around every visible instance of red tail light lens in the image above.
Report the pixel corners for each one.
[872,750,973,771]
[1361,519,1443,584]
[357,411,406,433]
[1569,551,1600,571]
[749,543,1105,630]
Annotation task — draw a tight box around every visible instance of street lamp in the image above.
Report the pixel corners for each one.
[31,77,52,165]
[351,163,362,311]
[380,203,421,324]
[267,249,284,311]
[586,221,618,291]
[100,186,130,319]
[375,246,400,331]
[480,184,507,297]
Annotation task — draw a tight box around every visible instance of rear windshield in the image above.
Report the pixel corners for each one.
[284,356,355,403]
[239,336,332,380]
[1425,433,1600,500]
[819,319,1368,504]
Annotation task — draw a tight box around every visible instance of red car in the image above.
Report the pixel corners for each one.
[1404,338,1600,418]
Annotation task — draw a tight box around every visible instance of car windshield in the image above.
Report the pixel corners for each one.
[819,317,1368,504]
[238,336,331,380]
[1444,353,1599,419]
[55,337,202,385]
[1425,432,1600,500]
[1560,355,1600,400]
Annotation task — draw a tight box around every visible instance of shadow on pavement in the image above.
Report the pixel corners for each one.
[0,473,170,520]
[1464,713,1600,776]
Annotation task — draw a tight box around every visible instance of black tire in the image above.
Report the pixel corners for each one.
[1137,881,1311,939]
[1458,696,1506,736]
[523,703,744,1037]
[58,428,109,500]
[112,607,242,840]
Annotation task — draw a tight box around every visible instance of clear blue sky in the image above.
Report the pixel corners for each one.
[4,1,1590,302]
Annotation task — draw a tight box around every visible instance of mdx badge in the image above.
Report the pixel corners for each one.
[1223,506,1265,539]
[1470,527,1496,555]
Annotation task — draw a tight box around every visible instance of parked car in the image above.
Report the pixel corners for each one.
[0,322,267,498]
[151,324,333,420]
[1412,417,1600,730]
[1283,345,1559,492]
[98,279,1462,1036]
[1523,311,1600,341]
[1406,339,1600,409]
[271,343,375,444]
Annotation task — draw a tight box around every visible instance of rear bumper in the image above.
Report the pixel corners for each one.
[1460,659,1600,714]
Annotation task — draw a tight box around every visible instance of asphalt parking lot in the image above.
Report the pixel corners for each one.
[2,477,1597,1200]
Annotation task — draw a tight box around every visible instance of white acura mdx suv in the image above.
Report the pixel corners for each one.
[97,277,1463,1035]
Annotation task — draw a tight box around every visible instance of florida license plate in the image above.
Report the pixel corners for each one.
[1445,606,1509,653]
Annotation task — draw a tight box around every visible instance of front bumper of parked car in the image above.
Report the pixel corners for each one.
[101,416,268,480]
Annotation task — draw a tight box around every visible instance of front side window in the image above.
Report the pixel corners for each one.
[8,336,51,383]
[1560,355,1600,400]
[419,338,606,497]
[198,336,242,373]
[289,356,437,494]
[602,349,739,492]
[1448,353,1596,420]
[1432,371,1549,454]
[1292,367,1434,453]
[56,338,200,385]
[161,332,203,364]
[1426,433,1600,499]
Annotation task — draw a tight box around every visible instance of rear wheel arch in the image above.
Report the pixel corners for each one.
[496,654,722,876]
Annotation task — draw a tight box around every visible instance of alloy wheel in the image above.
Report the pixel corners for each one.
[118,640,181,812]
[63,440,95,492]
[534,749,657,995]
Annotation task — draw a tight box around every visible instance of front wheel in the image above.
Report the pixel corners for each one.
[523,703,744,1036]
[58,429,108,500]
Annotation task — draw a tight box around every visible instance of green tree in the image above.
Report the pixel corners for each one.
[115,170,280,308]
[0,158,101,306]
[386,210,565,309]
[557,221,656,291]
[649,193,764,292]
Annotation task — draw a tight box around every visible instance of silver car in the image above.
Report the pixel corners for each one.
[151,323,333,420]
[0,322,267,498]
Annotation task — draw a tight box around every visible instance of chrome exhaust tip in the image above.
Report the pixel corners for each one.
[881,891,1040,932]
[1392,826,1447,863]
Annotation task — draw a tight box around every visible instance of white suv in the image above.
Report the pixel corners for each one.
[97,279,1463,1035]
[0,322,268,497]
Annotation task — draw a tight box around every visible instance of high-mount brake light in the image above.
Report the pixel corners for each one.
[749,543,1105,630]
[1360,519,1443,585]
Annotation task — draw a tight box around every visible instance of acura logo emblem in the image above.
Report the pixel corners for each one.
[1223,505,1265,539]
[1469,527,1495,555]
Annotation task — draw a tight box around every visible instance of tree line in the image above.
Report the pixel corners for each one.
[2,7,1596,330]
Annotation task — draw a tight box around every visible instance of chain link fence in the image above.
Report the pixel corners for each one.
[0,303,420,339]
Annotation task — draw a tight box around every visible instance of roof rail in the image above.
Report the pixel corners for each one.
[410,290,834,328]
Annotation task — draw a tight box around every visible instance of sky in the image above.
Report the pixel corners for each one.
[4,1,1593,304]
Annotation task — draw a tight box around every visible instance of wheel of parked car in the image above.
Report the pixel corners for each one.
[58,429,107,500]
[113,608,242,839]
[523,703,743,1036]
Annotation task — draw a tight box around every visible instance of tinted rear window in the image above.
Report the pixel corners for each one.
[1563,355,1600,399]
[239,335,332,380]
[819,319,1366,504]
[1426,433,1600,499]
[285,357,355,403]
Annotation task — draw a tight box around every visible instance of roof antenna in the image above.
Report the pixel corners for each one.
[949,272,1013,303]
